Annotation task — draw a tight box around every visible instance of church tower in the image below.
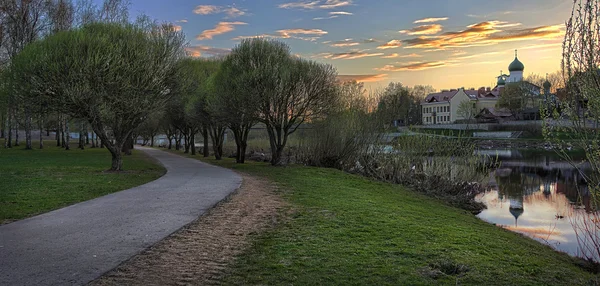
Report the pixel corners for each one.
[507,49,524,83]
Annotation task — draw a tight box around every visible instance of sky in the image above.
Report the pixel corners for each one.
[116,0,571,91]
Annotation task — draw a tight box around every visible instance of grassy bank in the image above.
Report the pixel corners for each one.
[0,144,165,223]
[168,149,598,285]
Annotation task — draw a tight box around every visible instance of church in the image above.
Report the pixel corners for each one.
[421,50,550,125]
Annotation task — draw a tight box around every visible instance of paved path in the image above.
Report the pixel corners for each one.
[0,147,242,286]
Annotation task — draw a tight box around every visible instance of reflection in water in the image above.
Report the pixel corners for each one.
[476,149,599,261]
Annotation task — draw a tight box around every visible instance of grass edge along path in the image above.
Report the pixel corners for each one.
[0,144,166,224]
[164,149,599,286]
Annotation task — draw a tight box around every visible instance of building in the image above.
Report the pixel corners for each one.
[421,50,546,125]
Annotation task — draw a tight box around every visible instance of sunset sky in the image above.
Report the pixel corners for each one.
[119,0,570,91]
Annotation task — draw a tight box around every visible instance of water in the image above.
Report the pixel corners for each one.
[475,149,599,261]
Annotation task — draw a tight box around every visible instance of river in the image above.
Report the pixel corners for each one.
[475,149,599,261]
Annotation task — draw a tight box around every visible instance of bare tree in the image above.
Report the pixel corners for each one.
[547,0,600,262]
[0,0,49,150]
[266,53,339,165]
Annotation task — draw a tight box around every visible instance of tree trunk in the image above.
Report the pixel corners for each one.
[168,135,173,149]
[209,125,225,160]
[85,128,89,145]
[203,126,209,157]
[0,112,5,139]
[91,132,96,148]
[150,135,155,147]
[122,135,134,155]
[15,118,20,146]
[78,121,85,150]
[265,123,288,166]
[39,116,44,149]
[56,114,61,147]
[184,132,190,154]
[191,133,196,155]
[25,108,32,150]
[231,125,251,164]
[5,107,11,148]
[64,119,70,150]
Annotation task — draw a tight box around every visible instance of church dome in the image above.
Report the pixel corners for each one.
[508,57,524,72]
[497,76,506,86]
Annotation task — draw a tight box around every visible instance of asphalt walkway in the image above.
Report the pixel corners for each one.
[0,147,242,286]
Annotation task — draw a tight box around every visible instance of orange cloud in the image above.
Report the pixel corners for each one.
[376,61,446,71]
[401,21,564,50]
[233,28,328,42]
[382,53,422,59]
[414,17,448,24]
[186,45,231,57]
[338,74,388,82]
[399,24,443,35]
[193,5,246,18]
[197,22,247,40]
[318,51,384,60]
[377,40,402,49]
[330,39,360,47]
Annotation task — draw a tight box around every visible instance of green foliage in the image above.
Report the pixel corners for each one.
[0,144,164,223]
[496,83,525,113]
[9,21,186,169]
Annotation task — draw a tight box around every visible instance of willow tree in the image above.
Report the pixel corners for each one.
[267,55,339,165]
[10,22,186,170]
[210,39,266,163]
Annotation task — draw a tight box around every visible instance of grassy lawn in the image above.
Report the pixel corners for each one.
[0,144,165,224]
[166,149,598,285]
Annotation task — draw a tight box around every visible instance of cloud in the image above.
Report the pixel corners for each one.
[317,51,384,60]
[362,38,378,43]
[338,74,388,82]
[400,21,564,50]
[314,10,353,20]
[197,22,247,40]
[330,39,360,47]
[276,28,328,40]
[176,19,188,23]
[233,28,328,41]
[172,25,182,32]
[376,61,446,71]
[377,40,402,49]
[381,53,422,59]
[186,45,231,57]
[414,17,448,24]
[314,15,338,20]
[330,11,353,15]
[279,0,352,10]
[193,5,246,18]
[399,24,443,35]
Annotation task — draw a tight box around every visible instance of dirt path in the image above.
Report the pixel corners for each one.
[90,174,285,286]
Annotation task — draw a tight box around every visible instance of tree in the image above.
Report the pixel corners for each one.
[496,83,527,116]
[377,82,421,126]
[210,40,264,163]
[0,0,50,150]
[546,0,600,261]
[241,39,338,165]
[457,100,476,129]
[10,22,186,170]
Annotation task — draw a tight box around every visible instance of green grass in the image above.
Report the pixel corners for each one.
[0,143,165,223]
[166,149,599,285]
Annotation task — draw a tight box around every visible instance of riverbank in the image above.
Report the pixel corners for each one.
[0,144,165,224]
[154,150,598,285]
